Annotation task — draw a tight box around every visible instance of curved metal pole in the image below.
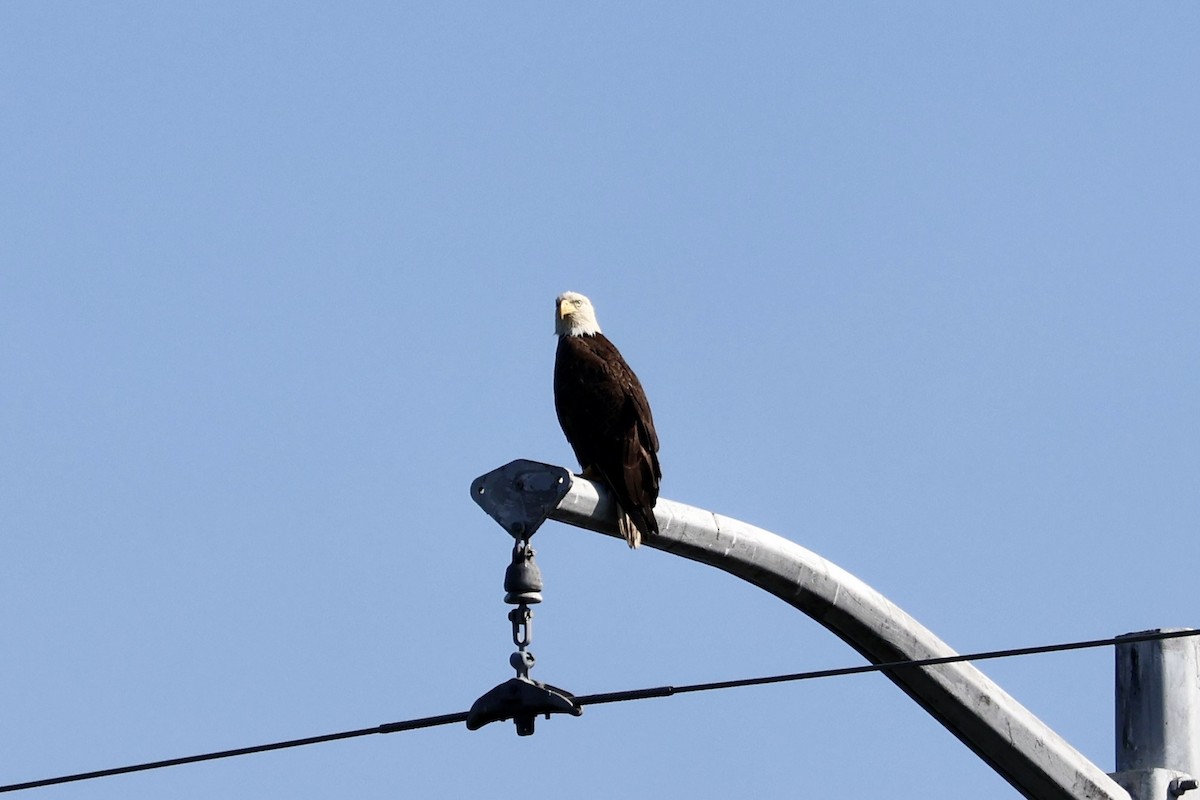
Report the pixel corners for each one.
[471,460,1129,800]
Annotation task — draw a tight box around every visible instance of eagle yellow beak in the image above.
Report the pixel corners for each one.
[558,298,574,319]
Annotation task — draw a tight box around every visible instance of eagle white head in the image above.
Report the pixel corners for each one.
[555,291,602,337]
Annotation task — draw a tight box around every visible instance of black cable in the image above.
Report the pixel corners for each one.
[0,713,468,794]
[2,628,1195,794]
[576,627,1200,706]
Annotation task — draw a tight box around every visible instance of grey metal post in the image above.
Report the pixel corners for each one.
[471,460,1130,800]
[1111,629,1200,800]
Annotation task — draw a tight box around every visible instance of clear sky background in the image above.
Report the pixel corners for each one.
[3,3,1197,798]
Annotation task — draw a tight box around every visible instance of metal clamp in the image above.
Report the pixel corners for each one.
[466,491,581,736]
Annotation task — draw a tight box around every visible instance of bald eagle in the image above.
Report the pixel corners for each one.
[554,291,661,548]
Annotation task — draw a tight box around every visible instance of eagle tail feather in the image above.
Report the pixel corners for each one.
[617,512,641,549]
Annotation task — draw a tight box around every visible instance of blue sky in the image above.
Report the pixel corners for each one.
[2,3,1197,798]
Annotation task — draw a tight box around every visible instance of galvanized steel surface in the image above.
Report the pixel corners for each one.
[1112,630,1200,799]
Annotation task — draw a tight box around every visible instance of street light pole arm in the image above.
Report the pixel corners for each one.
[471,460,1129,800]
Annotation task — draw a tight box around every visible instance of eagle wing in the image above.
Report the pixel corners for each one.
[554,334,661,539]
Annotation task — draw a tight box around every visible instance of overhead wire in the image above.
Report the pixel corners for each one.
[574,627,1198,706]
[1,627,1195,794]
[0,712,469,794]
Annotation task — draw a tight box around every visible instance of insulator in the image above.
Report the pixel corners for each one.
[503,544,544,604]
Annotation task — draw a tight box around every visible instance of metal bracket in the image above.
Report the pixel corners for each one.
[470,459,572,539]
[465,677,582,736]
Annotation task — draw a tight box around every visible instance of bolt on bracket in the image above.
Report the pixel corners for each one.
[1173,776,1200,797]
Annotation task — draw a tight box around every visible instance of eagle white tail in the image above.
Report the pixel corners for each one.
[617,512,642,549]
